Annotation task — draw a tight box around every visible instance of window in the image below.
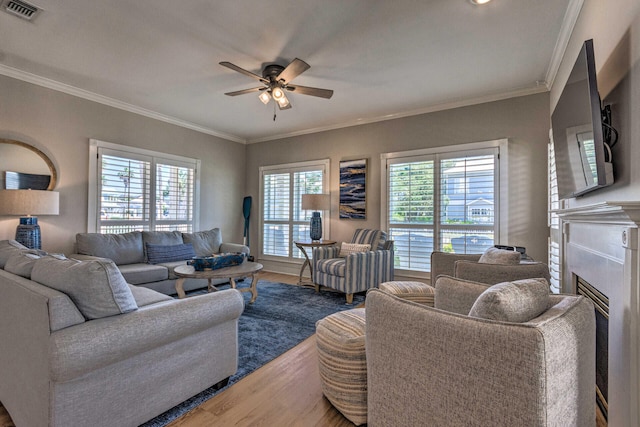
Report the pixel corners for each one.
[382,140,507,275]
[260,160,329,260]
[88,140,200,233]
[548,133,561,293]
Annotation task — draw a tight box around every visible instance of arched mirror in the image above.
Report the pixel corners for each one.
[0,139,57,190]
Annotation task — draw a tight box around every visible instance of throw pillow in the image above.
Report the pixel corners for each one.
[339,242,371,257]
[142,231,184,261]
[478,247,521,265]
[182,228,223,256]
[468,278,550,323]
[434,275,490,315]
[146,243,196,264]
[31,255,138,320]
[4,250,43,278]
[0,240,28,269]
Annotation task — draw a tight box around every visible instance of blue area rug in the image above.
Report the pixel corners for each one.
[140,280,364,427]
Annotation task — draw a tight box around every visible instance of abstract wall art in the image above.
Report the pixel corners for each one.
[339,158,367,219]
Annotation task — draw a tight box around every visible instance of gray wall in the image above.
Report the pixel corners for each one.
[246,92,551,268]
[551,0,640,208]
[0,75,247,254]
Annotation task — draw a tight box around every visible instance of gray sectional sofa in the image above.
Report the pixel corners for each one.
[0,239,245,427]
[73,228,250,295]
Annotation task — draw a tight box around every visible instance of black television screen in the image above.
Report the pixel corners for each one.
[551,39,613,199]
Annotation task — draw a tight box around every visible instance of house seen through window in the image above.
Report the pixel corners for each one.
[383,142,505,274]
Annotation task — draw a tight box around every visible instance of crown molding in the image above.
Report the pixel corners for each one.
[0,64,247,144]
[545,0,585,89]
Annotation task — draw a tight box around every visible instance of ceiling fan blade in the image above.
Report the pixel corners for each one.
[276,58,310,84]
[219,62,268,83]
[224,87,264,96]
[286,84,334,99]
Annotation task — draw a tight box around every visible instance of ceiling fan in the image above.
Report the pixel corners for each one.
[219,58,333,115]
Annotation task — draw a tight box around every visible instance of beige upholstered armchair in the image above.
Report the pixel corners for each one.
[313,229,394,303]
[365,284,596,426]
[430,250,551,286]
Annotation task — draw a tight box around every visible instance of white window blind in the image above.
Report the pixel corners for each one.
[548,136,561,293]
[260,160,329,260]
[384,144,501,274]
[89,140,199,233]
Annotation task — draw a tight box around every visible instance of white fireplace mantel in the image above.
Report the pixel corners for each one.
[556,201,640,427]
[556,201,640,225]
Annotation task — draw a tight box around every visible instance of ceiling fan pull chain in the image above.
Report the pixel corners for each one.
[273,102,277,121]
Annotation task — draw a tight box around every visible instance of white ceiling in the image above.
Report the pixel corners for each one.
[0,0,578,143]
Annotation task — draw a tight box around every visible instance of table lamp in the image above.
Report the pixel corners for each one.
[0,189,59,249]
[301,194,330,241]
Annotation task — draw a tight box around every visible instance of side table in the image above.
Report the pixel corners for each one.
[294,240,336,286]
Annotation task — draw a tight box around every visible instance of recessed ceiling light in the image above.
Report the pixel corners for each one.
[470,0,492,4]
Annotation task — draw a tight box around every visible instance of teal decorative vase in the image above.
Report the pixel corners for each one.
[310,212,322,240]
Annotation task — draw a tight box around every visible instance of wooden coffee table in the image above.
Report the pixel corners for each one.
[174,261,263,302]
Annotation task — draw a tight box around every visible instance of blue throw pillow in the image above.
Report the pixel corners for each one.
[146,243,196,264]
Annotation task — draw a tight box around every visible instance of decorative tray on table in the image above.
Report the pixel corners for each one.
[188,253,246,271]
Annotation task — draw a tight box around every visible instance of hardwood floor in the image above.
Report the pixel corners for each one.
[168,335,352,427]
[0,272,606,426]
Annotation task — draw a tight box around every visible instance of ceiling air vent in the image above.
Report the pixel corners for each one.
[2,0,41,21]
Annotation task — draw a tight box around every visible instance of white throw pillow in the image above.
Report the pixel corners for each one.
[339,242,371,257]
[478,247,521,265]
[468,278,550,323]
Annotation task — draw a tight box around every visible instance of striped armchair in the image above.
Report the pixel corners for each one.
[312,229,394,303]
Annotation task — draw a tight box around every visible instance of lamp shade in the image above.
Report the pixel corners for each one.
[0,190,59,216]
[301,194,330,211]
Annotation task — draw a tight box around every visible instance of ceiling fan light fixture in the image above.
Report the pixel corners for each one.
[258,91,271,105]
[272,87,285,101]
[276,93,290,108]
[469,0,491,4]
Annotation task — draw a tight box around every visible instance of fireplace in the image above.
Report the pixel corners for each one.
[576,276,609,421]
[557,201,640,427]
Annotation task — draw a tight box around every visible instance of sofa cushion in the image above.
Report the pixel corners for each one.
[434,275,490,315]
[117,263,169,285]
[127,284,173,307]
[0,240,28,268]
[146,243,196,264]
[4,251,42,278]
[339,242,371,257]
[468,278,550,322]
[76,232,144,265]
[478,247,521,265]
[157,260,188,280]
[32,255,138,320]
[182,228,223,256]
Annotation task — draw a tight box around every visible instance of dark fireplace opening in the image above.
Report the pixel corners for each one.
[576,276,609,421]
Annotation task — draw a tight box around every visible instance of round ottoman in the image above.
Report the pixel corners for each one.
[315,308,367,426]
[379,281,435,306]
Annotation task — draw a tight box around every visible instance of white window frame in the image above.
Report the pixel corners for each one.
[381,139,509,279]
[88,139,200,233]
[259,159,330,264]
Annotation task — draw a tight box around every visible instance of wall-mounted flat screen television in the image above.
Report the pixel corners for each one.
[551,39,613,199]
